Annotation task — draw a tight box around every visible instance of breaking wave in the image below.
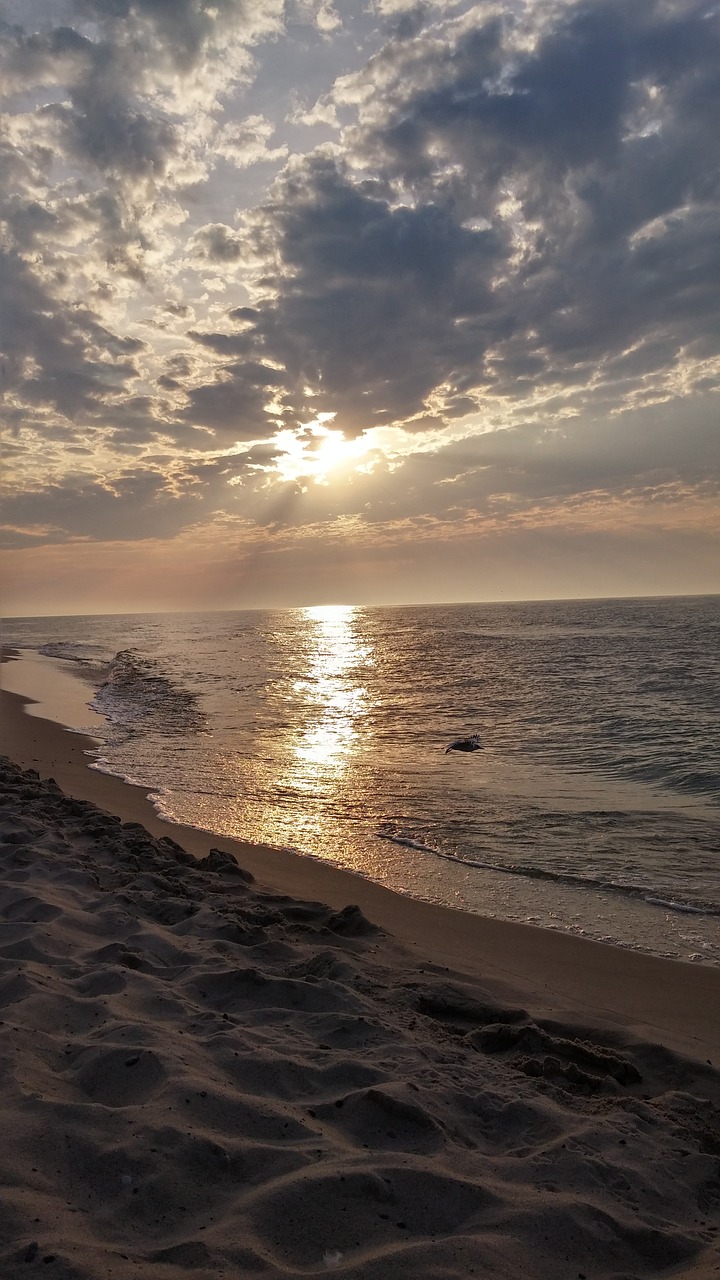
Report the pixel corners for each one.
[38,641,105,665]
[91,649,206,739]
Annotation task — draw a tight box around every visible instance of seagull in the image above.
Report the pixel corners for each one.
[445,734,483,754]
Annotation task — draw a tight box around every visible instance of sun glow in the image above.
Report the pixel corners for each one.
[274,417,373,484]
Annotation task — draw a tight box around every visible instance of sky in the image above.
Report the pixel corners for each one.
[1,0,719,616]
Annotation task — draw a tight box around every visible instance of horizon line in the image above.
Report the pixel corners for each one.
[4,589,719,622]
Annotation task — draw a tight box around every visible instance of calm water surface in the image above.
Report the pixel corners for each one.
[4,597,719,964]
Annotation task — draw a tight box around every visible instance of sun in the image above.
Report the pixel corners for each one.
[275,416,373,485]
[310,427,355,479]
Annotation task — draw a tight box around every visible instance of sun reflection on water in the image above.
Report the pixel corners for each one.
[289,605,372,789]
[202,604,378,858]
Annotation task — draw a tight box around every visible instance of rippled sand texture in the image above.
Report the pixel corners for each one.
[1,757,719,1279]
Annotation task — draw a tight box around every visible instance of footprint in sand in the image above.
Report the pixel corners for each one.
[69,1046,167,1107]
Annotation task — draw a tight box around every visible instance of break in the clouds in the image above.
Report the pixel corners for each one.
[1,0,719,609]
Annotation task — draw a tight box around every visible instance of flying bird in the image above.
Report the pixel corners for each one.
[445,734,483,754]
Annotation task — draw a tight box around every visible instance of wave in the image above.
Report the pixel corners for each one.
[38,641,104,665]
[91,649,206,739]
[644,897,709,915]
[375,825,720,918]
[522,732,720,806]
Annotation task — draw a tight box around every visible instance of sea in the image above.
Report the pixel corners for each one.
[3,597,719,965]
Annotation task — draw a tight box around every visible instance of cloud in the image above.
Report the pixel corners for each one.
[0,0,287,470]
[72,0,262,73]
[231,150,504,433]
[179,358,287,440]
[0,246,145,422]
[1,0,718,599]
[215,114,288,168]
[189,222,246,262]
[0,442,287,547]
[185,0,714,448]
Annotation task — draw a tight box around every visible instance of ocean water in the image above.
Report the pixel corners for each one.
[3,597,719,964]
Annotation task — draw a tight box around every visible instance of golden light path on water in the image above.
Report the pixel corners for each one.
[288,605,372,788]
[225,604,383,862]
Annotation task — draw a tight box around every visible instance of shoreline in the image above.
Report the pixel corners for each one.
[2,670,719,1063]
[2,666,720,1276]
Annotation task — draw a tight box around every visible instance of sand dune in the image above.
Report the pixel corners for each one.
[1,754,719,1278]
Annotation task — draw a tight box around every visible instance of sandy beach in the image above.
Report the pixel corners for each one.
[1,672,719,1278]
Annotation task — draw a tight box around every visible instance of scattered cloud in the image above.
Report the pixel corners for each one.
[1,0,718,606]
